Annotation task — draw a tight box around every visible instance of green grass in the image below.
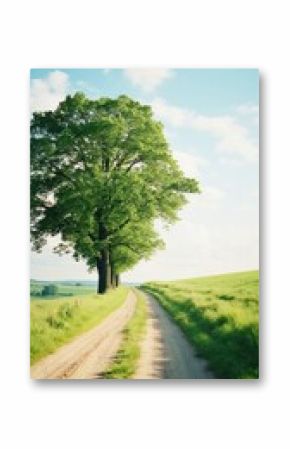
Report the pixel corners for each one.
[30,286,128,365]
[30,281,96,299]
[142,271,259,379]
[103,289,148,379]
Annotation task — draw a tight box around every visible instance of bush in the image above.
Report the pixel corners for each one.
[41,284,58,297]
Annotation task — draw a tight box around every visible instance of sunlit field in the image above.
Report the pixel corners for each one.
[143,271,259,379]
[30,281,97,299]
[30,286,128,364]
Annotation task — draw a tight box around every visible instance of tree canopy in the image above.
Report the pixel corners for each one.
[31,93,199,293]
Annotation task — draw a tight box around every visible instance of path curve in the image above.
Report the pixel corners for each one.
[134,292,214,379]
[31,291,137,379]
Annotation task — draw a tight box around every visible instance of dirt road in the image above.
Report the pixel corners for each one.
[31,291,137,379]
[31,289,213,380]
[134,292,214,379]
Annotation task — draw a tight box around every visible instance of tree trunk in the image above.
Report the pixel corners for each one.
[110,258,116,288]
[116,273,120,287]
[111,269,116,288]
[110,261,119,288]
[97,248,111,294]
[97,222,112,294]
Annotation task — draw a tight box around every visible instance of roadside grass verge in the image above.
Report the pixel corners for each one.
[142,271,259,379]
[30,286,128,365]
[103,289,147,379]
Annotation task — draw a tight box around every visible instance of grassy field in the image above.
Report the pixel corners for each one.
[103,289,148,379]
[30,281,96,299]
[142,271,259,379]
[30,286,128,365]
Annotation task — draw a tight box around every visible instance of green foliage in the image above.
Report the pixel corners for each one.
[30,281,96,299]
[110,221,165,274]
[41,284,58,296]
[142,271,259,379]
[30,286,128,364]
[30,93,199,291]
[103,289,147,379]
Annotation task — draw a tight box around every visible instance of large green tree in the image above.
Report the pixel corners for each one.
[31,93,199,293]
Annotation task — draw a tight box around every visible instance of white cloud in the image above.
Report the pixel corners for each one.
[152,98,188,126]
[236,103,259,115]
[164,148,224,208]
[124,68,173,92]
[172,149,207,178]
[123,197,258,283]
[30,70,69,112]
[151,98,258,163]
[199,185,224,203]
[236,103,259,127]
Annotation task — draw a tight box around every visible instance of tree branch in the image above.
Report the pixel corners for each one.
[125,158,142,173]
[106,217,131,236]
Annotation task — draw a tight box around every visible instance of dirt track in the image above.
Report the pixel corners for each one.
[31,291,137,379]
[31,289,213,380]
[134,292,214,379]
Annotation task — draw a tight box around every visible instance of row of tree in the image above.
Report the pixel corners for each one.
[31,284,58,297]
[31,94,199,293]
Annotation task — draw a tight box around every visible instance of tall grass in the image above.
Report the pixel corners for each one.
[103,289,148,379]
[143,271,259,379]
[30,286,128,365]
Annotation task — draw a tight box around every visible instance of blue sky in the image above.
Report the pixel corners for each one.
[30,68,259,282]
